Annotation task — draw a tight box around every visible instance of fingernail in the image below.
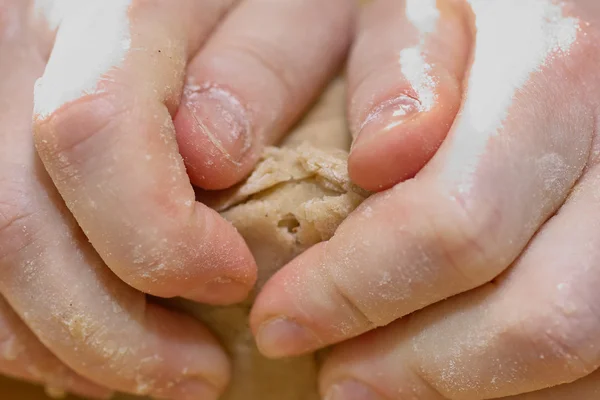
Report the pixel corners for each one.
[354,96,421,149]
[325,380,385,400]
[168,379,220,400]
[183,85,252,163]
[186,277,250,305]
[256,317,320,358]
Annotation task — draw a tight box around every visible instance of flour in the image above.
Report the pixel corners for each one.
[33,0,132,119]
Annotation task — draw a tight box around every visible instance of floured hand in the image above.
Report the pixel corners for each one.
[0,0,355,398]
[251,0,600,399]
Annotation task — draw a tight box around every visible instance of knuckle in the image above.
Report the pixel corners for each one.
[429,191,504,285]
[219,39,298,104]
[327,270,379,329]
[512,301,600,379]
[0,174,40,262]
[0,2,25,42]
[33,94,126,180]
[55,308,128,371]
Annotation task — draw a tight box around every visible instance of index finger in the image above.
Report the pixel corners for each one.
[0,25,231,399]
[33,0,256,304]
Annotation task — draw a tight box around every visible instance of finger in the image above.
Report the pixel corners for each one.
[2,30,230,400]
[0,197,231,399]
[318,163,600,400]
[0,15,107,399]
[0,297,112,399]
[251,0,595,358]
[501,370,600,400]
[173,0,356,190]
[33,0,256,304]
[347,0,470,191]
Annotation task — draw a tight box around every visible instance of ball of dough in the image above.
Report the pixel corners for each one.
[166,80,368,400]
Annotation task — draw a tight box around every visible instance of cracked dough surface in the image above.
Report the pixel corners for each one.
[2,79,368,399]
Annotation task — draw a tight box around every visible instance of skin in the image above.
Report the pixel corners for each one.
[3,0,600,399]
[250,0,600,399]
[0,0,355,398]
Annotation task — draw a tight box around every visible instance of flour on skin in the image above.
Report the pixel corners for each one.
[33,0,132,119]
[463,0,579,134]
[405,0,439,34]
[387,0,440,132]
[33,0,69,30]
[444,0,580,194]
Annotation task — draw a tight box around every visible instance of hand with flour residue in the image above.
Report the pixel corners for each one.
[252,0,600,398]
[0,0,355,398]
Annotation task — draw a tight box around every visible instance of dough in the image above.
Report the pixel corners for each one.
[3,79,368,399]
[165,79,368,400]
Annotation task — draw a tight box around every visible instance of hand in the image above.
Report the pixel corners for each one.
[0,0,355,398]
[251,0,600,398]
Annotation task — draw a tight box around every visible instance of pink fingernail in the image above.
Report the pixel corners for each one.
[354,96,421,149]
[183,85,252,163]
[256,317,320,358]
[326,380,386,400]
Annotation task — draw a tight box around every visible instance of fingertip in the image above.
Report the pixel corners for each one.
[250,244,355,358]
[318,324,423,400]
[254,317,322,359]
[250,252,315,358]
[323,380,386,400]
[112,202,257,305]
[61,381,114,400]
[142,303,231,398]
[249,245,324,332]
[179,205,258,305]
[166,378,222,400]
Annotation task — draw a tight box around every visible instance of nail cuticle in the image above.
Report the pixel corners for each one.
[353,95,422,149]
[360,95,421,130]
[183,84,252,164]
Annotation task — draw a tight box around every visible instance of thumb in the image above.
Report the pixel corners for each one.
[347,0,470,191]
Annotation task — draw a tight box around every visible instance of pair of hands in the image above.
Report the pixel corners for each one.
[2,0,600,399]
